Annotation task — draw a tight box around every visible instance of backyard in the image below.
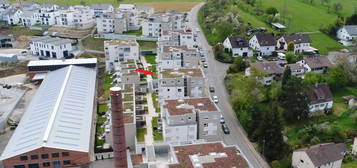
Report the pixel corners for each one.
[136,128,147,142]
[138,40,157,50]
[82,36,106,51]
[152,116,163,141]
[309,32,345,55]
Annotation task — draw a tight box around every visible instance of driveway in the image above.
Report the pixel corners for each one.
[188,3,270,168]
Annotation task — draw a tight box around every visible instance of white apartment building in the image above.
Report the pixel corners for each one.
[158,45,200,70]
[38,4,60,25]
[96,12,127,34]
[18,9,40,27]
[158,68,206,100]
[29,36,77,59]
[142,11,185,37]
[161,98,220,144]
[90,4,114,17]
[3,8,22,25]
[104,40,140,71]
[277,34,312,54]
[118,4,140,30]
[249,33,276,56]
[158,29,196,50]
[55,5,95,29]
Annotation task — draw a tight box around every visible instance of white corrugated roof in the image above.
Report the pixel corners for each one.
[0,65,96,160]
[27,58,97,67]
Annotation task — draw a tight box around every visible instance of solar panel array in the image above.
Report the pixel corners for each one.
[0,65,96,160]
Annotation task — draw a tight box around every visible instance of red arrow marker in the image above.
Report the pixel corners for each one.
[135,69,155,75]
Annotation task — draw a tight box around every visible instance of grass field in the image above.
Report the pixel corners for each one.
[144,54,156,65]
[343,161,357,168]
[82,37,105,51]
[138,40,157,50]
[136,128,147,142]
[309,32,345,55]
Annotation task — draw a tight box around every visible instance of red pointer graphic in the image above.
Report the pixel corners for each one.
[135,69,155,75]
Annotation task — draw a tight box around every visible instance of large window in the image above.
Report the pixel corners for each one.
[19,155,28,161]
[30,155,38,160]
[62,152,69,157]
[43,162,50,167]
[41,154,49,159]
[51,153,59,158]
[63,160,71,165]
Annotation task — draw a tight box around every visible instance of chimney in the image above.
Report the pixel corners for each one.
[110,87,127,168]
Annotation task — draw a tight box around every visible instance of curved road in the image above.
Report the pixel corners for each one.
[188,3,270,168]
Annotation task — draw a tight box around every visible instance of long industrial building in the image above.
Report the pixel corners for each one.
[0,65,97,168]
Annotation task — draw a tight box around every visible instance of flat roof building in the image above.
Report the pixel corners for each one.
[0,65,97,168]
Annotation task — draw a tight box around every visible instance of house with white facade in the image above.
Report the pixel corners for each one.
[118,4,140,30]
[307,83,333,115]
[18,9,40,27]
[29,36,77,59]
[158,29,196,50]
[292,143,346,168]
[158,46,200,70]
[249,33,276,56]
[277,34,311,54]
[337,25,357,46]
[297,56,332,73]
[158,68,206,100]
[104,40,140,71]
[2,8,22,25]
[0,0,9,17]
[223,36,253,57]
[90,4,114,17]
[245,61,284,85]
[142,11,185,37]
[287,63,305,76]
[38,4,61,26]
[55,5,95,29]
[96,11,127,34]
[161,98,220,144]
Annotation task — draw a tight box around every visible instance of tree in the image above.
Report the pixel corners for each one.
[282,66,292,87]
[256,102,288,161]
[346,14,357,25]
[281,76,309,122]
[285,52,297,64]
[229,56,248,73]
[215,21,233,43]
[303,72,326,85]
[266,7,279,15]
[326,66,349,90]
[332,3,343,14]
[214,44,233,63]
[287,42,295,51]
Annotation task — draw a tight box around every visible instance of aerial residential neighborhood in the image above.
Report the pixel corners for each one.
[0,0,356,168]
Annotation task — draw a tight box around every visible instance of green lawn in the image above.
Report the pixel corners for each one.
[123,29,142,36]
[343,161,357,168]
[82,37,105,51]
[98,104,108,115]
[148,65,158,79]
[136,128,147,142]
[0,24,43,37]
[144,54,157,65]
[104,73,113,99]
[309,32,345,55]
[138,40,157,50]
[152,116,163,141]
[151,93,160,112]
[79,52,105,61]
[28,0,202,6]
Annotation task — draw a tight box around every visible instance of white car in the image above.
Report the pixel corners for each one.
[220,115,225,124]
[278,53,286,60]
[195,28,200,32]
[213,96,218,103]
[257,56,263,61]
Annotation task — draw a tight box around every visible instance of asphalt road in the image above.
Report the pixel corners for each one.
[188,3,270,168]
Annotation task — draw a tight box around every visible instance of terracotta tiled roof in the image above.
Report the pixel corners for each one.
[170,142,249,168]
[164,98,217,116]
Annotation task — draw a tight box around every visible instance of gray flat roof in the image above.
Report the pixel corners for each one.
[28,58,97,67]
[0,65,97,160]
[31,36,76,46]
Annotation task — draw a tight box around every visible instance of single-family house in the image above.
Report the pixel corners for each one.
[245,61,284,85]
[277,34,311,54]
[249,33,276,56]
[29,36,78,59]
[337,25,357,46]
[297,56,332,73]
[287,63,305,76]
[292,143,346,168]
[307,83,333,115]
[223,36,253,57]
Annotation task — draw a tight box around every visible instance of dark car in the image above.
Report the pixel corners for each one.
[203,63,208,68]
[222,124,230,134]
[209,86,215,93]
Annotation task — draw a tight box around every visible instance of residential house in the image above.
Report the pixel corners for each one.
[168,142,251,168]
[104,40,140,71]
[158,29,196,50]
[0,0,9,9]
[90,4,114,17]
[277,34,311,54]
[2,8,22,25]
[38,4,60,26]
[55,5,95,29]
[245,61,284,85]
[292,143,346,168]
[142,11,185,37]
[18,9,40,27]
[307,83,333,115]
[117,60,141,85]
[118,4,140,30]
[249,33,276,56]
[287,63,305,76]
[158,46,200,70]
[29,36,77,59]
[223,36,253,57]
[158,68,206,100]
[297,56,332,73]
[0,34,13,48]
[161,98,221,144]
[96,11,127,34]
[337,25,357,46]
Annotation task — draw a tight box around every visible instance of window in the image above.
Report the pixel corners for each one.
[204,123,208,127]
[63,160,71,165]
[178,89,182,92]
[14,165,25,168]
[20,155,28,161]
[30,155,38,160]
[52,153,59,158]
[300,159,304,163]
[43,162,50,167]
[41,154,49,159]
[62,152,69,157]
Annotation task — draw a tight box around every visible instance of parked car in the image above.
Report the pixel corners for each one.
[220,115,225,124]
[213,96,218,103]
[222,123,230,134]
[203,63,208,68]
[195,28,200,32]
[209,86,215,93]
[277,53,286,60]
[257,56,263,61]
